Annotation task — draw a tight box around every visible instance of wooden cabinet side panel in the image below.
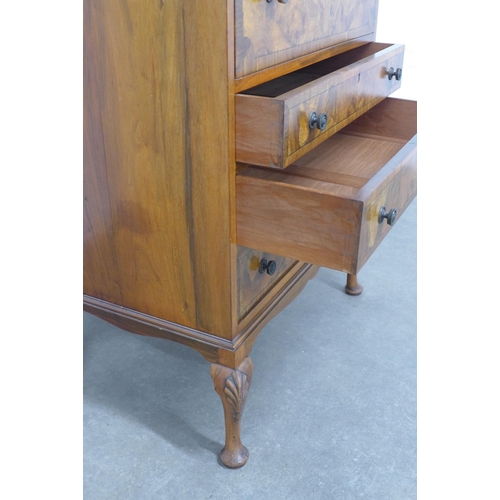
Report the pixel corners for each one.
[83,0,234,337]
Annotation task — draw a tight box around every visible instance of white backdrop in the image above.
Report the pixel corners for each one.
[377,0,417,101]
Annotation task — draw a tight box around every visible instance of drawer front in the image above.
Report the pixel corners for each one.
[237,246,295,319]
[287,47,404,157]
[235,0,377,78]
[358,151,417,270]
[236,99,417,275]
[235,43,404,169]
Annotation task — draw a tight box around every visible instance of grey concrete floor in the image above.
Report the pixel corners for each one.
[83,199,416,500]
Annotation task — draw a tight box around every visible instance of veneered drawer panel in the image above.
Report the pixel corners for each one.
[237,246,295,319]
[236,98,417,274]
[235,0,377,78]
[236,43,404,169]
[357,151,417,269]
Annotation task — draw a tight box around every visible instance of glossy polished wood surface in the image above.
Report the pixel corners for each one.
[235,0,378,78]
[83,0,416,469]
[84,262,318,370]
[237,246,295,320]
[236,99,417,274]
[83,0,235,337]
[235,43,404,169]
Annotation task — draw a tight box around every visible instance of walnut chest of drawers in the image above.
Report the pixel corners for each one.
[83,0,416,468]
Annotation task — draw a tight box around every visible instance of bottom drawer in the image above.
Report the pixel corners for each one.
[237,246,295,319]
[236,98,417,274]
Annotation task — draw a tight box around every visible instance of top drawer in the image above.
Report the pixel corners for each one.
[236,43,404,169]
[235,0,378,78]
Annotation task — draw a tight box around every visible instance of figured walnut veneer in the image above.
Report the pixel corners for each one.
[236,43,404,168]
[84,0,415,468]
[236,99,417,275]
[235,0,378,78]
[84,0,234,337]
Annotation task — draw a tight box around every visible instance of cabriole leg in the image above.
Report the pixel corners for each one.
[345,273,364,295]
[210,357,253,468]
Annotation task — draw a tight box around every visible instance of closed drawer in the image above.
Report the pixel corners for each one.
[237,246,295,319]
[236,98,417,274]
[236,43,404,169]
[235,0,377,78]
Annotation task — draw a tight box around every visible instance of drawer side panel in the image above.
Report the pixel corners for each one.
[236,175,362,272]
[235,95,284,167]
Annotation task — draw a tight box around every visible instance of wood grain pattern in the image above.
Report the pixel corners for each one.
[83,295,232,365]
[234,36,374,93]
[237,246,295,320]
[287,46,404,156]
[237,174,363,272]
[235,43,404,169]
[357,150,417,270]
[84,261,318,370]
[236,99,417,274]
[82,0,415,469]
[235,0,379,78]
[235,96,284,167]
[83,0,234,337]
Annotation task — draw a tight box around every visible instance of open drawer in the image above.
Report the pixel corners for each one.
[235,43,405,169]
[236,98,417,275]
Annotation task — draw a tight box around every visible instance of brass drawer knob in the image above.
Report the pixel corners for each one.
[388,67,402,81]
[308,111,328,131]
[259,258,277,275]
[379,206,397,226]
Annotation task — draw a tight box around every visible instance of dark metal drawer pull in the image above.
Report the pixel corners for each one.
[379,206,397,226]
[258,259,277,275]
[267,0,289,3]
[388,67,402,81]
[308,111,328,131]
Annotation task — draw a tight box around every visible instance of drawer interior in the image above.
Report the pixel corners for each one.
[242,98,416,196]
[236,98,417,274]
[235,42,404,169]
[241,43,395,98]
